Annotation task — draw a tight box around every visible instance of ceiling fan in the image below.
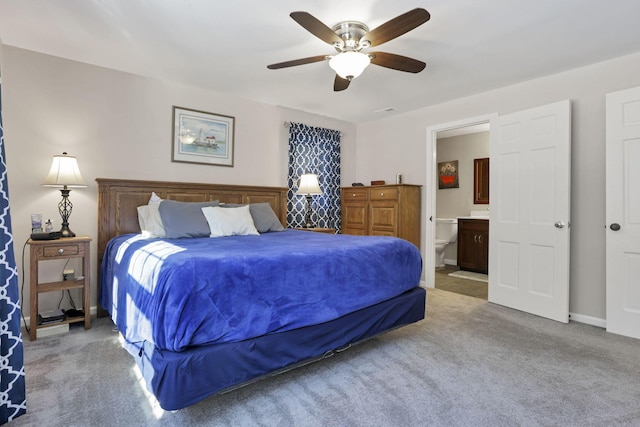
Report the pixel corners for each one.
[267,8,431,92]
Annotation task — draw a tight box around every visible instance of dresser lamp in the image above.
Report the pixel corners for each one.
[296,173,322,228]
[42,152,87,237]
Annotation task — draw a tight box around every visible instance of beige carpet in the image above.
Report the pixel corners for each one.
[15,289,640,426]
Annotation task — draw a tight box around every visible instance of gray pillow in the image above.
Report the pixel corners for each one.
[158,199,219,238]
[249,202,285,233]
[221,202,284,233]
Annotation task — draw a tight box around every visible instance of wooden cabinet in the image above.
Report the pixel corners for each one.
[341,184,421,247]
[457,219,489,274]
[341,187,368,236]
[28,236,92,340]
[474,157,490,204]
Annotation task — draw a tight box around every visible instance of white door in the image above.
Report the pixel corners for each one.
[606,87,640,339]
[488,100,571,322]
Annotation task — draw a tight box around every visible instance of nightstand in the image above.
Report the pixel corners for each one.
[28,236,92,340]
[294,227,336,234]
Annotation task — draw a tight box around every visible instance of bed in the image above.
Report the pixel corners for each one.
[97,178,426,411]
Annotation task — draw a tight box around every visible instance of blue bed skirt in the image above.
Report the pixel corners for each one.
[125,286,426,410]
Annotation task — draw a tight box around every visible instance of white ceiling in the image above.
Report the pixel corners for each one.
[2,0,640,123]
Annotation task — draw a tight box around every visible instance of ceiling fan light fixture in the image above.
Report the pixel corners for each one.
[329,51,371,80]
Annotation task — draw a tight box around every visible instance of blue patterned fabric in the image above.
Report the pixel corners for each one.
[287,123,341,231]
[0,81,27,423]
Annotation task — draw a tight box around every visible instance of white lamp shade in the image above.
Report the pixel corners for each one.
[297,173,322,195]
[42,152,87,187]
[329,52,371,80]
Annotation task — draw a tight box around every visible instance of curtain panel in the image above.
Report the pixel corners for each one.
[0,80,26,424]
[287,123,341,232]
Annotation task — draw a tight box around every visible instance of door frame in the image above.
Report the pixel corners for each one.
[424,113,496,288]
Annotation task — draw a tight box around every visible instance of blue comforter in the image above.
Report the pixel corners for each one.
[100,230,422,352]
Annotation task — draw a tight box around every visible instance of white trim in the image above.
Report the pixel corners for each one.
[569,312,606,329]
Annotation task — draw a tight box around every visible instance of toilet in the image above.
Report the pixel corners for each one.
[435,218,458,268]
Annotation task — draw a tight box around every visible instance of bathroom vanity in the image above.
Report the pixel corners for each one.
[457,218,489,274]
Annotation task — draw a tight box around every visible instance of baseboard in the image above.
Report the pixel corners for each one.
[569,312,606,328]
[37,323,69,338]
[444,259,457,266]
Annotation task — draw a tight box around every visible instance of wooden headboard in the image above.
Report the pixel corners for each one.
[96,178,288,315]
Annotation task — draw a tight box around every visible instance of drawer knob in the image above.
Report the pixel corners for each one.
[380,192,384,196]
[58,248,64,254]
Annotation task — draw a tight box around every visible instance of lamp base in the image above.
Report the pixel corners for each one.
[59,225,76,238]
[58,187,76,238]
[304,195,316,229]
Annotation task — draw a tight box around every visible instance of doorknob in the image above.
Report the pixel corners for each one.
[610,223,621,231]
[554,221,565,229]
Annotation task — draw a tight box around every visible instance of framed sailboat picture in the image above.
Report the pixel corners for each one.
[172,106,235,166]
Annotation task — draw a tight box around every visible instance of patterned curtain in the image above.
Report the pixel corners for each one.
[287,123,341,232]
[0,79,27,423]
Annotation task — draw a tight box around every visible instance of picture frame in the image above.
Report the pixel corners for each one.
[172,106,235,167]
[438,160,459,189]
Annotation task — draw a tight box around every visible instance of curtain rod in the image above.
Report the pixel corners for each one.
[283,121,344,137]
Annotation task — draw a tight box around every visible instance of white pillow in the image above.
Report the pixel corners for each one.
[201,205,259,238]
[149,191,162,204]
[136,192,165,238]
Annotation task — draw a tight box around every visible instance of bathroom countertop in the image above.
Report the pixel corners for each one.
[457,216,489,220]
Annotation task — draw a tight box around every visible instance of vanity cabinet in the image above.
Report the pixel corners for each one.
[457,219,489,274]
[341,184,421,247]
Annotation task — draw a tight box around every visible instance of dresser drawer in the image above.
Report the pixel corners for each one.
[342,188,368,201]
[369,187,398,201]
[42,244,82,258]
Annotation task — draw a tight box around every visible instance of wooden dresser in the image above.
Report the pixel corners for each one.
[341,184,421,247]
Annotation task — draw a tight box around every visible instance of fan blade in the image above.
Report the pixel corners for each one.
[267,55,328,69]
[334,75,350,92]
[364,8,430,47]
[369,52,426,73]
[290,11,344,46]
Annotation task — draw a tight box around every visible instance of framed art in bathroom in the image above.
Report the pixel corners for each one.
[438,160,459,189]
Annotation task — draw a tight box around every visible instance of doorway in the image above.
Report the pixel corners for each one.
[425,115,495,298]
[426,101,571,322]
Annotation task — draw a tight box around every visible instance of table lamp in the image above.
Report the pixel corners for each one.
[42,152,87,237]
[296,173,322,228]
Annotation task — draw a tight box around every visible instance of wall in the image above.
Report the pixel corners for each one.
[355,51,640,321]
[436,132,490,218]
[436,131,490,263]
[0,46,356,316]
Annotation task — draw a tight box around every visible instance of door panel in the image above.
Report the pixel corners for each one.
[489,100,571,322]
[606,87,640,339]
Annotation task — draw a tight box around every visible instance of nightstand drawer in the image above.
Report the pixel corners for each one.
[42,244,81,257]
